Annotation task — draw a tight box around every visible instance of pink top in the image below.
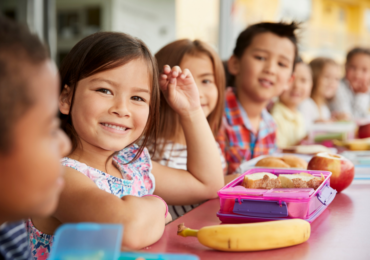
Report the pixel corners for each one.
[27,144,155,260]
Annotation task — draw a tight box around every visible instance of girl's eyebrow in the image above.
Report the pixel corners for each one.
[132,87,150,94]
[198,73,214,77]
[90,78,119,86]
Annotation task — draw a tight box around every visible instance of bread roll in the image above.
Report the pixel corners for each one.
[242,172,281,189]
[255,157,290,168]
[281,155,307,169]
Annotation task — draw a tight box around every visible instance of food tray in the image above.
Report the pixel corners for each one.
[217,168,336,223]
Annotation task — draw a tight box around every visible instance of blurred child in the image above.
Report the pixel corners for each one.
[0,17,70,260]
[28,32,224,258]
[271,58,312,148]
[153,39,226,219]
[300,57,340,127]
[330,47,370,120]
[217,22,299,174]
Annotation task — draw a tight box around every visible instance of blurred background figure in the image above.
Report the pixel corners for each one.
[299,57,341,127]
[2,0,370,67]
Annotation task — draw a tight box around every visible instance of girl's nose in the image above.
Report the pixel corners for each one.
[110,98,130,117]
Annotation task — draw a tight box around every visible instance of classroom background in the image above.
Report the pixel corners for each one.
[1,0,370,67]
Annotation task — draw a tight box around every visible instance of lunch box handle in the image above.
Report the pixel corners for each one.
[317,184,337,206]
[232,199,288,218]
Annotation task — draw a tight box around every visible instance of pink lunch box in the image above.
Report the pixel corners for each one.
[217,168,337,223]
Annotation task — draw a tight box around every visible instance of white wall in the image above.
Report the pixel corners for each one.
[111,0,176,54]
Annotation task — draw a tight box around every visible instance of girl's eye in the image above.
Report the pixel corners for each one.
[97,88,112,95]
[254,55,265,61]
[202,79,212,84]
[278,62,287,68]
[131,96,144,102]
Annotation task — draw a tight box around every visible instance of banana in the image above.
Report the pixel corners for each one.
[177,219,310,251]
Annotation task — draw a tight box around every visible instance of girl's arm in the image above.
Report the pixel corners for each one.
[54,167,168,249]
[152,66,224,205]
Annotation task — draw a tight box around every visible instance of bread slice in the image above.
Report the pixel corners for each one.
[242,172,281,189]
[279,173,324,189]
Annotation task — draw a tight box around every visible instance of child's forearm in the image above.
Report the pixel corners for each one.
[180,108,224,196]
[119,195,167,249]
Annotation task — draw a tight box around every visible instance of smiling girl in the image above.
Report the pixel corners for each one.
[27,32,223,259]
[152,39,226,219]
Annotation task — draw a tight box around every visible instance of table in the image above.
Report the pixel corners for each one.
[145,183,370,260]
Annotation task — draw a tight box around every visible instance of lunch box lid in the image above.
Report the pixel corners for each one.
[218,168,333,202]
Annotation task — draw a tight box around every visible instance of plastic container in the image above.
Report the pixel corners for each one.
[49,223,123,260]
[118,252,199,260]
[49,223,199,260]
[217,168,337,223]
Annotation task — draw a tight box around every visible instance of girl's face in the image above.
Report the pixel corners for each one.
[346,53,370,92]
[316,63,341,99]
[60,58,151,152]
[180,53,218,117]
[280,63,312,108]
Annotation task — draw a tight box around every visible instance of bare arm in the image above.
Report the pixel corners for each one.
[54,167,167,249]
[152,66,224,205]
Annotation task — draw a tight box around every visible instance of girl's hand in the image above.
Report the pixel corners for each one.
[159,65,201,118]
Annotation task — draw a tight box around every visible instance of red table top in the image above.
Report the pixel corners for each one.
[144,183,370,259]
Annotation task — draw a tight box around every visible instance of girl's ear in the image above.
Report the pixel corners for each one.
[59,85,72,115]
[228,55,240,76]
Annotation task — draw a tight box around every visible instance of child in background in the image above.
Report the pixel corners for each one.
[330,47,370,120]
[28,32,224,259]
[299,57,341,128]
[0,17,70,260]
[153,39,226,219]
[217,22,298,174]
[271,57,312,148]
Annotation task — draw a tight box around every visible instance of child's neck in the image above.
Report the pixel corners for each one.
[68,141,119,177]
[281,101,298,112]
[236,88,267,134]
[311,93,326,107]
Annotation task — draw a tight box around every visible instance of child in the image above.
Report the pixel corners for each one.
[0,17,71,260]
[217,22,299,175]
[28,32,224,258]
[330,47,370,120]
[271,58,312,148]
[153,39,226,219]
[300,57,340,127]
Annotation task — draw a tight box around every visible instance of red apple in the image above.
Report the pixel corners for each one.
[358,123,370,138]
[307,152,354,193]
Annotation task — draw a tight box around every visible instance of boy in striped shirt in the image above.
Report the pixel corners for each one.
[0,17,70,260]
[218,22,299,175]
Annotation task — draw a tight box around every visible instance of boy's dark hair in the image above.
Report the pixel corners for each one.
[0,15,48,153]
[346,47,370,64]
[233,22,299,67]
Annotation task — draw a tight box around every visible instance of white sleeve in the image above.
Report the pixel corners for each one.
[353,93,370,119]
[298,98,317,130]
[329,81,352,115]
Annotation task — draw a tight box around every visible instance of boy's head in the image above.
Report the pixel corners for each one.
[280,57,312,110]
[345,47,370,93]
[0,16,70,223]
[228,22,299,103]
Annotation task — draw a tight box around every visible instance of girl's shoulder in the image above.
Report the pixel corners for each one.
[115,144,151,165]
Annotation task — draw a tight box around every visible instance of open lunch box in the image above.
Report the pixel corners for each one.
[217,168,337,223]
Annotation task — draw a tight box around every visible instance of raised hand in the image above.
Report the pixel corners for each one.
[159,65,201,117]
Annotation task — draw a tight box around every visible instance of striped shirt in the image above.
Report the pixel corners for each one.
[0,221,32,260]
[157,142,226,220]
[217,87,278,175]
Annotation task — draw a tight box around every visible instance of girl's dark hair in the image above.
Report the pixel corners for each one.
[227,22,300,87]
[59,32,160,162]
[152,39,225,160]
